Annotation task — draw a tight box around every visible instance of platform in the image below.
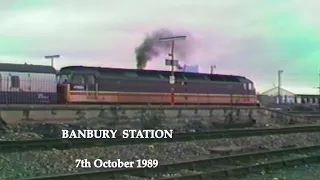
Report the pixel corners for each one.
[0,104,307,126]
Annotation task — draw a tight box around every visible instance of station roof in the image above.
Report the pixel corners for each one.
[260,87,295,96]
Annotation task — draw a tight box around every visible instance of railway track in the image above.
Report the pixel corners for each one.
[287,111,320,121]
[1,125,320,153]
[0,104,259,110]
[24,144,320,180]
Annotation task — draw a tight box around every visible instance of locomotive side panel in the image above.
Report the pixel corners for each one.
[67,76,256,105]
[95,77,249,95]
[59,66,258,105]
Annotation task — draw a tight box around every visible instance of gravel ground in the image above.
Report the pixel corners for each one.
[123,159,320,180]
[150,151,320,179]
[0,123,86,140]
[1,133,320,179]
[0,117,319,180]
[227,164,320,180]
[0,117,311,141]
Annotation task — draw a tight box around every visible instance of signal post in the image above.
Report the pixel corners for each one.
[159,36,187,106]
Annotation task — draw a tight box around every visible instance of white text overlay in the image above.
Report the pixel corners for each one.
[75,158,159,168]
[62,129,173,139]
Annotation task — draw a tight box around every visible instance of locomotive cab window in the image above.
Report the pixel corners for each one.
[86,75,96,84]
[251,83,255,90]
[58,75,70,83]
[243,83,247,90]
[72,75,85,84]
[11,76,20,88]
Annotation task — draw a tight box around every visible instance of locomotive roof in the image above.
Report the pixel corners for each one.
[60,66,250,83]
[0,63,56,74]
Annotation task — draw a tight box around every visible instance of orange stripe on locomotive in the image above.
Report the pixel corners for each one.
[65,90,257,105]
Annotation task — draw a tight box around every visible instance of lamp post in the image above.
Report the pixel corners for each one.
[278,70,283,104]
[159,36,187,106]
[210,65,216,74]
[45,55,60,68]
[318,70,320,108]
[315,70,320,109]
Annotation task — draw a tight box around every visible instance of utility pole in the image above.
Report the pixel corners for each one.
[278,70,283,104]
[318,70,320,108]
[210,65,216,74]
[45,55,60,68]
[159,36,187,106]
[312,71,320,108]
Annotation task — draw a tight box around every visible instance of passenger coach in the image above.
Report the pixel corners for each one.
[0,63,57,104]
[57,66,259,106]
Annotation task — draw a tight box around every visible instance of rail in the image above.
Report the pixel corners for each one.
[267,108,309,121]
[160,155,320,180]
[1,125,320,153]
[24,144,320,180]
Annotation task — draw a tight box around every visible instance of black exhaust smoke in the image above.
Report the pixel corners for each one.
[135,28,194,69]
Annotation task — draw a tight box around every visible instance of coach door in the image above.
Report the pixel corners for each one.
[86,75,98,99]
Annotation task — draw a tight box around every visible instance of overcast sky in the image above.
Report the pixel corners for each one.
[1,0,320,94]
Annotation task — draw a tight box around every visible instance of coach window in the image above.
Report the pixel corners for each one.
[243,83,247,90]
[87,75,96,84]
[11,76,20,88]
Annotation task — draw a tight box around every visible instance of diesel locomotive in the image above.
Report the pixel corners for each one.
[0,63,259,105]
[57,66,259,106]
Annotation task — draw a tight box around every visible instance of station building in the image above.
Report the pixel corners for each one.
[258,86,320,105]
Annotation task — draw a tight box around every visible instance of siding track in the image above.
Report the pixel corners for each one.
[1,125,320,153]
[25,144,320,180]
